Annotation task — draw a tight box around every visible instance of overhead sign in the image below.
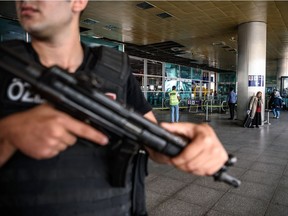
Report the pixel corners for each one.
[248,75,264,87]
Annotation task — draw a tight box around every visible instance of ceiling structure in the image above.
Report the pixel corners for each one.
[81,1,288,76]
[1,1,288,76]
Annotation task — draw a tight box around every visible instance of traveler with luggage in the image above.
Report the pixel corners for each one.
[246,91,263,128]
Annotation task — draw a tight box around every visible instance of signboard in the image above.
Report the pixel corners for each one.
[248,75,264,87]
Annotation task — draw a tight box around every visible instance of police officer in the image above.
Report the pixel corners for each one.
[0,1,228,215]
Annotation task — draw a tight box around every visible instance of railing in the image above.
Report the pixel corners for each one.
[201,99,228,113]
[153,97,229,114]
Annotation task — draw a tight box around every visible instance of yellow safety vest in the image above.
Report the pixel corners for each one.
[169,90,179,105]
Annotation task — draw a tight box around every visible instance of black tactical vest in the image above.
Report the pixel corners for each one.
[0,40,147,216]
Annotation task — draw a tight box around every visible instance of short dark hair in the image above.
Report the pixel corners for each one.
[172,86,176,90]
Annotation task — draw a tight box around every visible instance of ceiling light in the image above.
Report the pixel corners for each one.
[136,2,154,10]
[212,41,225,46]
[79,26,91,32]
[91,35,103,39]
[104,25,118,31]
[230,36,237,42]
[157,12,172,19]
[81,18,99,25]
[222,45,230,49]
[171,47,183,52]
[228,49,237,53]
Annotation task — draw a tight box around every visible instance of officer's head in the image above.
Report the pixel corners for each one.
[16,0,88,39]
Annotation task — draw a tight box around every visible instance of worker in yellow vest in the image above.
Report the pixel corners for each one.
[169,86,181,122]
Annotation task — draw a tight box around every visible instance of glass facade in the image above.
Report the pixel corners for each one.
[129,59,225,109]
[280,76,288,98]
[0,17,236,110]
[217,73,236,101]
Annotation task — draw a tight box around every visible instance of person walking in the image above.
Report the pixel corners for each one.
[248,91,263,128]
[227,87,237,120]
[272,90,283,119]
[169,86,180,122]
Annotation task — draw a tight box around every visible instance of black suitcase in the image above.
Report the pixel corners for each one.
[243,114,253,128]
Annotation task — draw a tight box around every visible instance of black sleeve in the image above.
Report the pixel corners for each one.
[126,73,152,115]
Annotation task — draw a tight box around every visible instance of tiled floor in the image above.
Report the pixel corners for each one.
[146,109,288,216]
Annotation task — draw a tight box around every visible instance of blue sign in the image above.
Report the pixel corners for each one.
[248,75,264,87]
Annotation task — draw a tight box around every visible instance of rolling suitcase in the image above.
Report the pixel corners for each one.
[243,114,253,128]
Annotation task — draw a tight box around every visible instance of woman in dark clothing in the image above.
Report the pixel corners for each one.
[268,90,276,109]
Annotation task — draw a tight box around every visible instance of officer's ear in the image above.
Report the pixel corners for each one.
[72,0,88,13]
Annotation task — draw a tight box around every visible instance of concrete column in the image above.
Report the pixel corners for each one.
[237,22,267,123]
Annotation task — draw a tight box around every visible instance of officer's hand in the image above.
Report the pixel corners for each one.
[0,104,108,160]
[161,122,228,176]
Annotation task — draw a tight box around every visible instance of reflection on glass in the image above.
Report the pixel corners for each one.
[192,68,202,80]
[218,73,236,82]
[280,76,288,98]
[180,66,191,79]
[130,57,144,74]
[148,60,162,76]
[0,18,26,42]
[134,74,144,91]
[165,63,179,78]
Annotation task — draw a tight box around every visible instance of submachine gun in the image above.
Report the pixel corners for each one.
[0,45,241,188]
